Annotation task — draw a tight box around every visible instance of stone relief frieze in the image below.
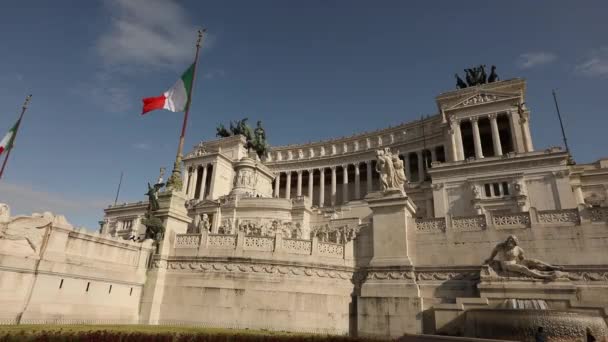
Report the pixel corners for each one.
[310,223,359,243]
[229,218,303,239]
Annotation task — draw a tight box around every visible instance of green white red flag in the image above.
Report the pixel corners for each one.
[0,119,21,155]
[142,63,195,115]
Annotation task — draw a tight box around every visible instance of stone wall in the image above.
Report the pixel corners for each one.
[0,213,153,324]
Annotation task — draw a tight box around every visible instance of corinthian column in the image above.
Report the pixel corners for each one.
[188,166,198,198]
[366,161,373,193]
[520,113,534,152]
[274,172,280,198]
[489,114,503,156]
[296,170,303,197]
[471,117,484,159]
[354,163,361,199]
[308,169,314,200]
[286,172,292,199]
[342,165,349,203]
[417,150,424,182]
[198,165,208,200]
[319,168,325,207]
[331,166,337,206]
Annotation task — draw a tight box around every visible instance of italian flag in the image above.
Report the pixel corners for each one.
[0,119,20,155]
[142,63,195,115]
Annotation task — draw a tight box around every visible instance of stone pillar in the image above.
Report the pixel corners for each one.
[508,110,526,153]
[331,166,337,206]
[188,166,198,198]
[520,112,534,152]
[366,161,373,193]
[274,172,280,198]
[198,165,208,200]
[354,163,361,199]
[141,190,192,324]
[296,170,303,197]
[454,120,465,161]
[319,168,325,207]
[286,172,292,199]
[430,148,437,163]
[489,114,503,157]
[342,165,349,203]
[471,117,484,159]
[574,185,585,205]
[404,155,412,181]
[358,192,421,337]
[308,169,314,201]
[417,150,424,182]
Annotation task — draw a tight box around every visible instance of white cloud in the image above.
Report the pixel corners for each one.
[517,52,557,69]
[0,182,108,228]
[69,71,132,114]
[575,47,608,77]
[97,0,204,69]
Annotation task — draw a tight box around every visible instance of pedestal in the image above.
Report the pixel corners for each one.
[365,190,417,267]
[357,190,422,338]
[140,190,191,324]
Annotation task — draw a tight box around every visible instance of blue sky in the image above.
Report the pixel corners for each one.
[0,0,606,229]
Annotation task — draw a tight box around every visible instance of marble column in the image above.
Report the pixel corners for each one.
[354,163,361,199]
[274,173,281,198]
[319,168,325,207]
[188,166,198,198]
[296,170,303,197]
[198,165,208,200]
[574,185,585,205]
[417,150,424,182]
[453,119,465,161]
[331,166,337,206]
[366,161,373,193]
[308,169,314,201]
[404,155,412,181]
[471,117,484,159]
[342,165,349,203]
[430,148,437,163]
[520,113,534,152]
[286,172,292,199]
[508,110,526,153]
[489,114,503,157]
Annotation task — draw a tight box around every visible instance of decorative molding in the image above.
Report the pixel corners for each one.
[538,209,580,224]
[151,259,354,281]
[366,271,415,280]
[452,215,486,232]
[415,218,446,233]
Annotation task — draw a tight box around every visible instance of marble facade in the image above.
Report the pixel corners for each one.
[3,78,608,337]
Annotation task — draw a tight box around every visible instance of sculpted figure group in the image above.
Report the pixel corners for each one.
[375,148,407,193]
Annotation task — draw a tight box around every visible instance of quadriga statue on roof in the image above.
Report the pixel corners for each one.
[215,118,269,159]
[484,235,566,280]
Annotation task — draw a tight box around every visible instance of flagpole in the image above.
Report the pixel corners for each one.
[114,171,124,205]
[0,95,32,181]
[551,89,574,165]
[166,29,206,191]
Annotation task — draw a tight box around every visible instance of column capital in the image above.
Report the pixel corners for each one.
[341,164,348,169]
[488,113,498,120]
[330,165,337,171]
[307,169,314,174]
[296,170,303,175]
[469,116,479,123]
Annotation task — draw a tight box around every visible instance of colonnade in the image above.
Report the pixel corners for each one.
[449,112,533,161]
[184,164,214,200]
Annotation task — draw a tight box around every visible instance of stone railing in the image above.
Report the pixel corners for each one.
[317,241,344,258]
[208,234,237,249]
[590,207,608,223]
[175,234,202,248]
[283,238,313,255]
[243,236,274,252]
[492,212,530,229]
[415,207,608,235]
[537,209,580,225]
[415,218,446,233]
[452,215,486,232]
[174,232,349,259]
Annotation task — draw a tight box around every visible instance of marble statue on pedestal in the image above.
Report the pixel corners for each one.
[484,235,566,280]
[375,148,406,194]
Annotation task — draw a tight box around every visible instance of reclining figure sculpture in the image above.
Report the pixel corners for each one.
[484,235,566,280]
